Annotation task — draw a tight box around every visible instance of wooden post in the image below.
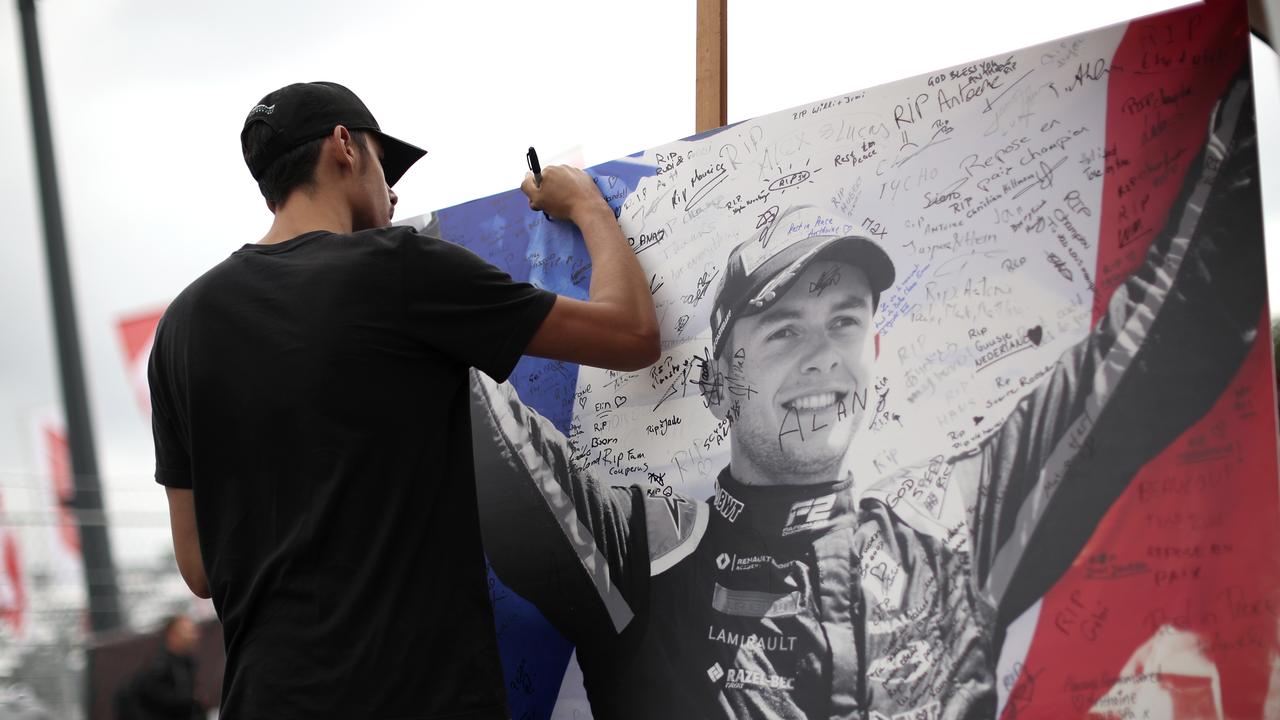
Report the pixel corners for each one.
[696,0,727,133]
[1247,0,1274,47]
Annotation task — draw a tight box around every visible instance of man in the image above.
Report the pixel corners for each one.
[116,615,203,720]
[470,78,1262,718]
[149,81,658,719]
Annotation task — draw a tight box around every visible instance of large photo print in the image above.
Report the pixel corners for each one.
[414,2,1278,717]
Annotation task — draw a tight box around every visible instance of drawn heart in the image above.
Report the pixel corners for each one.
[869,563,888,582]
[578,395,588,409]
[973,416,984,425]
[614,395,628,408]
[1026,326,1043,346]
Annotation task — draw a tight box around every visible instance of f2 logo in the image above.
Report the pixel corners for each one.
[783,494,836,534]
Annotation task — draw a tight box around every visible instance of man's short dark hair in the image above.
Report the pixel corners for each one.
[241,125,369,207]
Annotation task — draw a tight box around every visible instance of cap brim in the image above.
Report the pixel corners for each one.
[372,131,427,187]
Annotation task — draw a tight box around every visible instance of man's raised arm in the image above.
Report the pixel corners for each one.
[958,76,1265,625]
[522,166,660,372]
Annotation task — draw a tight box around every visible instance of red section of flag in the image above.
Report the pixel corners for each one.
[1005,2,1272,718]
[1009,318,1279,718]
[1091,1,1249,322]
[43,424,81,555]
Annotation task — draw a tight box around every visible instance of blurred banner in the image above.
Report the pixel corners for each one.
[410,1,1280,718]
[116,307,165,416]
[0,488,27,639]
[28,411,85,600]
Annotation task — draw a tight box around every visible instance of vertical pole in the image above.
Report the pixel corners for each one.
[1247,0,1274,47]
[696,0,727,133]
[17,0,122,634]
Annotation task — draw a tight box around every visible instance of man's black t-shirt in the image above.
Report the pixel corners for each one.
[148,226,556,719]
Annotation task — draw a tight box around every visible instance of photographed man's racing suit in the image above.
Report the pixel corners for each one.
[470,79,1262,720]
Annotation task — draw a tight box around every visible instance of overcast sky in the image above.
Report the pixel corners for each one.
[1,0,1276,568]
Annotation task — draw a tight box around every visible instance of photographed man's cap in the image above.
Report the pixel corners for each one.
[240,81,426,186]
[710,205,896,358]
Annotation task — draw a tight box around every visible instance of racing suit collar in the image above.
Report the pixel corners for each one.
[712,467,857,539]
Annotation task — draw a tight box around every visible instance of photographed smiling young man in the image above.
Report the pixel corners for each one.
[697,218,890,489]
[148,81,658,719]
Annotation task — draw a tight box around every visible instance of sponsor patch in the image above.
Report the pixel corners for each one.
[730,553,772,572]
[714,552,774,573]
[723,668,796,691]
[781,493,837,536]
[713,483,745,522]
[707,625,798,652]
[707,662,725,683]
[711,583,802,618]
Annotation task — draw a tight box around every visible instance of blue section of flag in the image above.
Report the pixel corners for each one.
[433,155,654,720]
[485,562,574,720]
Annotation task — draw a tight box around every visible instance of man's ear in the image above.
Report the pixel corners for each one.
[329,125,358,172]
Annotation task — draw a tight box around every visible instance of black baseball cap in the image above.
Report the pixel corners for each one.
[710,205,896,358]
[240,81,426,186]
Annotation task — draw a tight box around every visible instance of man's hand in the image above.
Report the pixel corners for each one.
[517,163,660,371]
[521,165,607,222]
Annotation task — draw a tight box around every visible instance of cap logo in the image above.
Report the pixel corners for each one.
[248,103,275,117]
[711,306,733,353]
[712,305,725,334]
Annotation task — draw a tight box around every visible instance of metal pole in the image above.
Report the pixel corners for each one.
[17,0,123,634]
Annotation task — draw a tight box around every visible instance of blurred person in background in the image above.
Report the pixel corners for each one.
[114,614,203,720]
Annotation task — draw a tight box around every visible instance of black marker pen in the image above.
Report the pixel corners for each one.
[527,146,543,187]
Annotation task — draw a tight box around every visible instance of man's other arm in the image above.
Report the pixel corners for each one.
[165,488,210,599]
[521,166,660,372]
[149,317,210,600]
[961,76,1263,625]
